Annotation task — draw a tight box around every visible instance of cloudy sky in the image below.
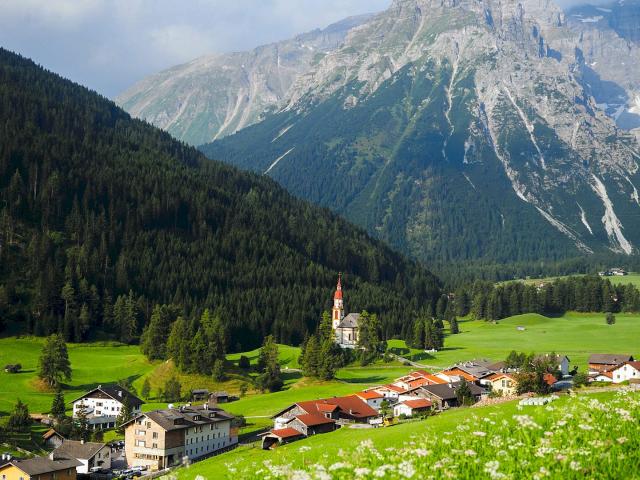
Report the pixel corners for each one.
[0,0,391,98]
[1,0,599,99]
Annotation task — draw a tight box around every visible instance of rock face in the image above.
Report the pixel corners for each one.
[202,0,640,264]
[116,15,373,146]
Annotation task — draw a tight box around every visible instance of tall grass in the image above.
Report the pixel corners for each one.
[224,390,639,479]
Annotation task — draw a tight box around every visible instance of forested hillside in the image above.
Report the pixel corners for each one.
[0,48,440,350]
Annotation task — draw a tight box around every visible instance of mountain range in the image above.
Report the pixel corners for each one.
[119,0,640,271]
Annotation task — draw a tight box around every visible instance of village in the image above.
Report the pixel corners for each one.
[2,277,640,478]
[1,347,638,480]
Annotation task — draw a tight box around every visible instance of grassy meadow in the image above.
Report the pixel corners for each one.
[389,312,640,369]
[174,389,640,479]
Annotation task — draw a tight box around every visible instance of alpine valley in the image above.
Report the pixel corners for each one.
[120,0,640,274]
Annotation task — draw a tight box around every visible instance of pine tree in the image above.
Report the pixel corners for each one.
[455,381,474,406]
[116,398,133,434]
[38,334,72,387]
[163,377,182,402]
[212,359,225,382]
[257,335,282,392]
[7,399,31,432]
[73,402,90,442]
[449,316,460,334]
[141,378,151,399]
[318,338,337,380]
[412,318,425,349]
[301,334,320,377]
[51,388,66,419]
[77,303,90,342]
[606,312,616,325]
[190,329,211,374]
[318,311,333,342]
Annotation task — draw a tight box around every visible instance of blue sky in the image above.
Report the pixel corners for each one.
[0,0,600,99]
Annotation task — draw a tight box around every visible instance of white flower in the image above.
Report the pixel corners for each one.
[329,462,350,471]
[298,446,311,452]
[464,449,477,456]
[617,436,628,444]
[473,431,487,437]
[570,461,581,471]
[514,415,541,429]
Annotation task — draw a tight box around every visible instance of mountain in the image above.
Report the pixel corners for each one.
[115,15,373,146]
[201,0,640,269]
[0,48,440,349]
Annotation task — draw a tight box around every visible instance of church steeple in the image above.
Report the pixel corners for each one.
[332,273,345,330]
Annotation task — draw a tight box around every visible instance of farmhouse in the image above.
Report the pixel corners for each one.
[611,361,640,384]
[123,403,237,470]
[273,395,379,429]
[436,368,478,384]
[452,362,496,385]
[355,391,385,410]
[590,371,613,383]
[0,457,81,480]
[50,440,111,474]
[393,399,432,418]
[408,382,485,410]
[71,385,143,429]
[42,429,65,449]
[588,354,635,374]
[488,373,518,396]
[372,384,407,401]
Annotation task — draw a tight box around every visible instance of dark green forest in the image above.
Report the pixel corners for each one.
[0,48,441,350]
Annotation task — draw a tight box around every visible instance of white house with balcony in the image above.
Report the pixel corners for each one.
[71,385,144,429]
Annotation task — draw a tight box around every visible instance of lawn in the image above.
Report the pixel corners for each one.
[174,389,639,479]
[0,337,153,414]
[388,312,640,369]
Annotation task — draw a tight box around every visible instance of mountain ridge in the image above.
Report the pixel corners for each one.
[202,0,640,265]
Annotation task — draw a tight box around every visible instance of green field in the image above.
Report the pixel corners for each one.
[389,312,640,369]
[174,389,639,479]
[507,272,640,288]
[0,338,153,414]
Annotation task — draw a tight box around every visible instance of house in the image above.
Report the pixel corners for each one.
[190,389,209,402]
[50,440,111,474]
[535,354,570,377]
[393,399,432,418]
[393,371,446,390]
[590,371,613,383]
[273,395,379,430]
[286,414,336,436]
[588,354,634,374]
[71,385,143,429]
[330,274,360,348]
[372,384,407,401]
[452,362,496,385]
[436,368,478,384]
[488,373,518,396]
[600,268,627,276]
[123,403,237,471]
[410,382,485,410]
[611,361,640,384]
[42,429,65,449]
[261,428,305,450]
[0,457,81,480]
[208,391,230,404]
[355,391,385,410]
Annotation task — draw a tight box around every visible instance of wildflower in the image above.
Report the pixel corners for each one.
[473,431,487,437]
[617,436,628,444]
[398,461,416,478]
[514,414,542,429]
[464,449,477,456]
[329,462,350,471]
[354,467,371,477]
[484,460,506,479]
[299,446,311,452]
[570,461,581,471]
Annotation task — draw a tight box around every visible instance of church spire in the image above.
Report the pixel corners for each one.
[334,272,343,300]
[332,273,345,329]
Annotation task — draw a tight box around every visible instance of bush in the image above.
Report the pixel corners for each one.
[3,364,21,373]
[238,355,250,369]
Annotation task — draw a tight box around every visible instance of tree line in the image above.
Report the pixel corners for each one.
[432,275,640,323]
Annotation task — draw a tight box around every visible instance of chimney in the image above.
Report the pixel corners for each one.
[98,385,102,389]
[118,390,123,397]
[204,403,208,410]
[80,439,85,444]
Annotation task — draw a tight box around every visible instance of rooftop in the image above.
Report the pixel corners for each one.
[52,440,106,460]
[2,457,81,476]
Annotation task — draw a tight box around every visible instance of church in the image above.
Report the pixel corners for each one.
[331,274,360,348]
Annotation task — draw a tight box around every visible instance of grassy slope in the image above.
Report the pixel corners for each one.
[389,312,640,368]
[175,390,631,479]
[505,273,640,288]
[0,338,153,414]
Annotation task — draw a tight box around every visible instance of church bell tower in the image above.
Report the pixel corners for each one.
[332,273,345,330]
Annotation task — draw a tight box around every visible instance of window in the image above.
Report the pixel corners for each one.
[135,440,146,447]
[152,432,158,439]
[146,422,151,428]
[135,429,146,435]
[97,402,103,407]
[152,443,158,449]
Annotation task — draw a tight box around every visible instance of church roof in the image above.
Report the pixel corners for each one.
[337,313,360,329]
